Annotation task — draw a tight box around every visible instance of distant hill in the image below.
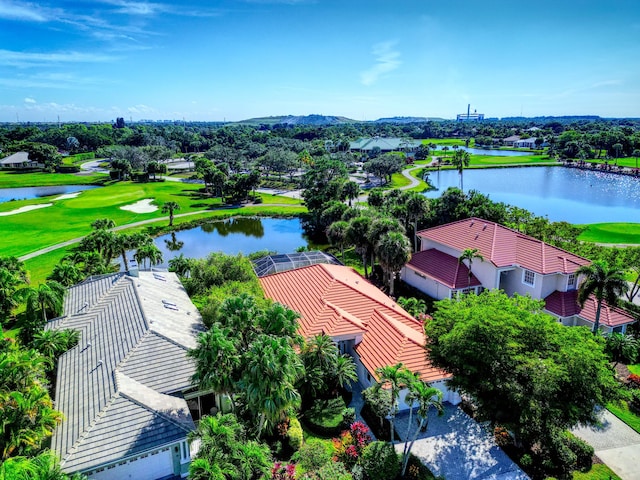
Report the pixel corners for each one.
[237,114,356,126]
[374,116,445,123]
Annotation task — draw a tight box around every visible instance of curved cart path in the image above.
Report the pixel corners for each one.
[18,204,300,262]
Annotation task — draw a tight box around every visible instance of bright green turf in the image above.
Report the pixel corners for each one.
[0,181,305,258]
[0,170,107,188]
[578,223,640,244]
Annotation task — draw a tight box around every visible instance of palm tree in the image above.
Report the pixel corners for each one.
[168,253,193,278]
[0,256,28,283]
[403,191,429,251]
[347,216,373,278]
[451,149,471,191]
[331,354,358,394]
[375,231,412,297]
[257,302,300,340]
[117,232,151,272]
[0,268,23,323]
[90,218,115,230]
[401,380,443,476]
[189,325,241,411]
[342,180,360,207]
[441,145,450,159]
[188,413,271,480]
[397,296,426,318]
[612,143,623,165]
[326,220,350,261]
[134,243,163,270]
[242,335,304,437]
[633,149,640,170]
[375,363,411,444]
[19,281,65,325]
[576,261,628,334]
[47,261,82,287]
[458,248,484,290]
[162,201,181,226]
[605,333,638,367]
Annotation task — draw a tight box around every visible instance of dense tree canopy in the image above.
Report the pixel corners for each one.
[425,290,620,458]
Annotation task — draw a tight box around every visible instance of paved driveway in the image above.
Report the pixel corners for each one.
[394,405,529,479]
[572,409,640,480]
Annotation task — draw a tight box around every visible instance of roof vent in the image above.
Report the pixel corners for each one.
[483,223,487,230]
[470,221,474,226]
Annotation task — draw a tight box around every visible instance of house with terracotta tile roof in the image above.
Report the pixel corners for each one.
[401,217,636,333]
[259,263,461,408]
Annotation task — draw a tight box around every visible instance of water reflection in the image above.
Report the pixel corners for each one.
[425,166,640,224]
[0,185,99,203]
[125,217,308,270]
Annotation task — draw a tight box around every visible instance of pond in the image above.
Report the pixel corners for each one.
[128,217,310,269]
[0,185,100,203]
[434,146,534,157]
[424,166,640,224]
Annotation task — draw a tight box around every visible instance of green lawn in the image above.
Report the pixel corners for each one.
[468,154,556,166]
[0,180,306,259]
[421,138,470,147]
[628,364,640,375]
[390,172,411,188]
[607,402,640,434]
[578,223,640,244]
[570,464,622,480]
[0,170,107,187]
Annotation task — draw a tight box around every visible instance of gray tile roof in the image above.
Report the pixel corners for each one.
[48,272,203,474]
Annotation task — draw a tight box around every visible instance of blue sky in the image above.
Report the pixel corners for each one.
[0,0,639,122]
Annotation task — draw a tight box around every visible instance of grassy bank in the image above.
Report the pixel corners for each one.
[0,170,108,187]
[607,402,640,434]
[0,180,304,258]
[578,223,640,245]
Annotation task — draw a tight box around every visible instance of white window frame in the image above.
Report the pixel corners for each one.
[522,269,535,287]
[567,273,576,289]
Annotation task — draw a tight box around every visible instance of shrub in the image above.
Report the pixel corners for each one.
[287,417,303,452]
[628,373,640,388]
[333,422,372,468]
[271,462,296,480]
[630,389,640,414]
[341,407,356,428]
[520,454,533,468]
[493,426,511,447]
[315,461,353,480]
[293,439,332,472]
[361,441,400,480]
[304,397,347,436]
[563,431,593,471]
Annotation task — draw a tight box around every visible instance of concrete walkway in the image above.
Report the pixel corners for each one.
[572,409,640,480]
[394,405,529,480]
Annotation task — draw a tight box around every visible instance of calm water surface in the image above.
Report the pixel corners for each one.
[0,185,99,203]
[425,166,640,224]
[435,146,534,157]
[129,217,309,268]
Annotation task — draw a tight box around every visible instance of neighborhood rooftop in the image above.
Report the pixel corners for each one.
[47,271,204,474]
[417,217,590,275]
[259,263,447,383]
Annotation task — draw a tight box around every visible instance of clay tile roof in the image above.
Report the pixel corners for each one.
[417,217,590,275]
[406,249,481,288]
[259,264,447,382]
[544,290,636,328]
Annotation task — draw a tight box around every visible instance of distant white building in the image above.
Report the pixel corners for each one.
[0,151,42,169]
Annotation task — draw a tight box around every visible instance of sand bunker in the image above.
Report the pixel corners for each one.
[120,198,158,213]
[53,192,82,200]
[0,203,53,216]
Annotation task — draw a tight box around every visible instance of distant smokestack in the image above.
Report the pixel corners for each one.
[467,104,470,120]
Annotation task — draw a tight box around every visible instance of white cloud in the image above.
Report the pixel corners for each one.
[360,41,401,86]
[127,104,156,114]
[24,97,36,103]
[0,0,48,21]
[0,50,117,68]
[99,0,168,16]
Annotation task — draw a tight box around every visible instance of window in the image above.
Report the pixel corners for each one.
[567,273,576,289]
[181,441,189,462]
[523,269,535,286]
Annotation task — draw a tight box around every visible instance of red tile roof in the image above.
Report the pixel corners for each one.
[544,290,636,328]
[406,249,482,289]
[417,218,590,275]
[259,264,447,382]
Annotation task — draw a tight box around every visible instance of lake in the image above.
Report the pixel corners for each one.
[128,217,309,269]
[0,185,100,203]
[435,146,534,157]
[425,166,640,224]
